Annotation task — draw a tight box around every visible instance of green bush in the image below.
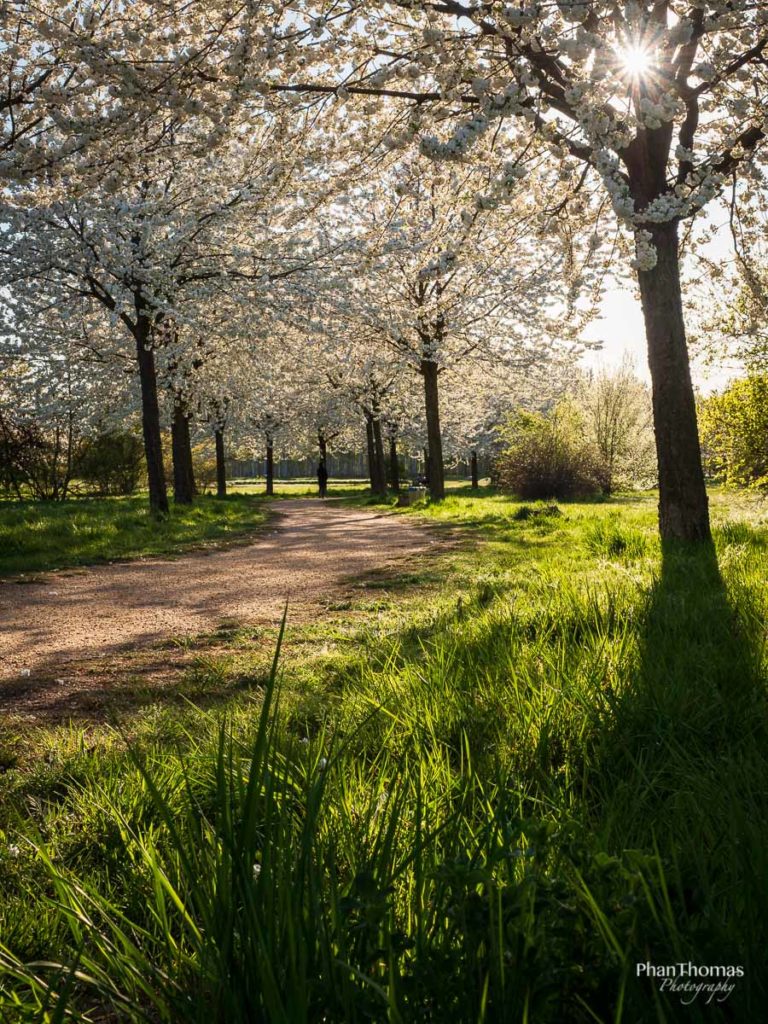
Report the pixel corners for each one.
[494,402,607,500]
[192,444,218,493]
[699,374,768,489]
[76,430,145,496]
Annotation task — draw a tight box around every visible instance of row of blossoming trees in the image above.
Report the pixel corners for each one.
[1,1,766,539]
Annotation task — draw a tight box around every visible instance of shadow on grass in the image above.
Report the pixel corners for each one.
[592,539,768,1019]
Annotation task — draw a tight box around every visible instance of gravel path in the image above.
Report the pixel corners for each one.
[0,501,432,707]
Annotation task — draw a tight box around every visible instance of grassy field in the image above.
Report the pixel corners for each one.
[1,487,767,1021]
[0,478,461,576]
[0,493,276,576]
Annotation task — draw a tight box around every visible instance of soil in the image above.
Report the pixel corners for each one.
[0,500,438,721]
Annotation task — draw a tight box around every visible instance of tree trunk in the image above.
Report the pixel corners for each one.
[420,359,445,500]
[471,450,479,489]
[135,316,169,516]
[636,220,710,542]
[423,447,429,486]
[365,416,378,494]
[388,437,400,493]
[318,432,327,466]
[265,440,274,496]
[171,405,195,505]
[371,416,387,497]
[214,426,227,498]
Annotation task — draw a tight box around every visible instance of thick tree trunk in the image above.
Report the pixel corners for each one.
[318,433,327,466]
[265,440,274,496]
[214,427,227,498]
[420,359,445,500]
[371,416,387,497]
[636,220,710,542]
[134,316,169,516]
[388,437,400,492]
[471,450,479,489]
[171,405,195,505]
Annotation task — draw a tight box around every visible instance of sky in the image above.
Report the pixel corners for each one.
[578,211,745,395]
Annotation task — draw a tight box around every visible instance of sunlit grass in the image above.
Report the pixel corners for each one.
[0,493,270,575]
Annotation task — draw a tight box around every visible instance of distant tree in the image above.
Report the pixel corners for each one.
[578,360,656,493]
[324,158,590,501]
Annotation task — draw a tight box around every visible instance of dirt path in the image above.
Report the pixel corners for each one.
[0,501,436,716]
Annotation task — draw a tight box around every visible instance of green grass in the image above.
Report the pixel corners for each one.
[1,487,767,1021]
[0,478,410,575]
[228,477,372,497]
[0,493,272,575]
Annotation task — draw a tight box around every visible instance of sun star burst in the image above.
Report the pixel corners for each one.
[619,42,653,80]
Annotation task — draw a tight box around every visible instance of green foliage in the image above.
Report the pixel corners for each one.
[75,430,145,496]
[495,402,608,500]
[0,494,269,575]
[0,491,766,1021]
[699,374,768,489]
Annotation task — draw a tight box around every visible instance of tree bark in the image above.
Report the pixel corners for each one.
[265,439,274,496]
[134,315,169,516]
[388,437,400,492]
[214,426,227,498]
[365,416,378,495]
[371,416,387,497]
[318,432,327,466]
[470,450,479,490]
[171,405,195,505]
[420,359,445,500]
[636,220,710,542]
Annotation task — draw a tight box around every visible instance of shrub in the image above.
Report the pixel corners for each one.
[699,374,768,489]
[76,430,145,496]
[511,502,563,521]
[494,402,608,500]
[0,410,77,500]
[192,444,218,493]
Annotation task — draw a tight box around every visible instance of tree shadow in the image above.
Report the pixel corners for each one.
[592,537,768,1018]
[598,538,764,796]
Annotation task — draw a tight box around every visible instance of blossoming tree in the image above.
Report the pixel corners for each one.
[285,0,768,539]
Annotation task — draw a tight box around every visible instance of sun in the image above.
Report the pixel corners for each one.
[619,43,653,80]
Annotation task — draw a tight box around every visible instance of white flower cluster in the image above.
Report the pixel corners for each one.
[420,87,527,161]
[636,93,684,131]
[631,230,658,272]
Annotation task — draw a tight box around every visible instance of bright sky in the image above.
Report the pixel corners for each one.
[578,212,744,396]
